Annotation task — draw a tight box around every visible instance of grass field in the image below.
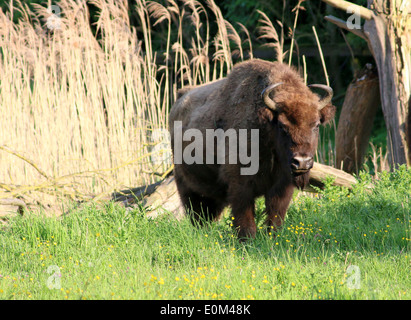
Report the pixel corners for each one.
[0,0,409,302]
[0,166,409,300]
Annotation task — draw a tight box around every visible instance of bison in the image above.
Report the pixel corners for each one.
[169,59,336,240]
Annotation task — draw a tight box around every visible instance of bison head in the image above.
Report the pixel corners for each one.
[259,83,336,188]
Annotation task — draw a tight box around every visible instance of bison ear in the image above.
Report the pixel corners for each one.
[320,104,336,125]
[257,107,274,124]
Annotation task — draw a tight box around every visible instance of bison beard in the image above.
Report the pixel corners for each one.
[293,172,310,190]
[169,59,335,241]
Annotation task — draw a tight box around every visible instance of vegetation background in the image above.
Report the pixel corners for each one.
[0,0,408,301]
[0,0,387,205]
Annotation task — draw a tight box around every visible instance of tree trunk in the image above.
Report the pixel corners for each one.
[336,64,380,174]
[363,0,411,167]
[322,0,411,168]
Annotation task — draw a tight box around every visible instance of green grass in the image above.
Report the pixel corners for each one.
[0,166,410,300]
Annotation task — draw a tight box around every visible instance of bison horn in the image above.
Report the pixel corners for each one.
[261,82,283,111]
[308,84,333,110]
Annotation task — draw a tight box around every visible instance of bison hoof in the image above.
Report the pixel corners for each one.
[237,227,256,241]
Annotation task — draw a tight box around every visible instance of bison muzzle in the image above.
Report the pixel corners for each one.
[169,59,336,240]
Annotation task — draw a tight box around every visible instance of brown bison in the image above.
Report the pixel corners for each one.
[169,59,336,240]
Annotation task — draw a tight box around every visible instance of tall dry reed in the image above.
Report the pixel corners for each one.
[1,0,343,210]
[0,0,257,205]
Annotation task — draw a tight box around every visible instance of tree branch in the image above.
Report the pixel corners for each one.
[322,0,374,20]
[324,15,368,40]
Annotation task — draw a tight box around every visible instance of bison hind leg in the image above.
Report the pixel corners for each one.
[180,190,224,227]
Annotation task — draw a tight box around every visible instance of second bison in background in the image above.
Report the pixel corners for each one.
[169,59,336,240]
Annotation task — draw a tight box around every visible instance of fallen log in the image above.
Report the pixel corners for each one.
[308,162,358,190]
[0,198,27,217]
[111,176,184,220]
[113,162,358,217]
[0,163,359,220]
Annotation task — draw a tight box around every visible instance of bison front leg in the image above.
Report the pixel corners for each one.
[265,183,294,234]
[229,191,257,240]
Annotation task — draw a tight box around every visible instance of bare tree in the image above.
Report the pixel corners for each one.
[322,0,410,168]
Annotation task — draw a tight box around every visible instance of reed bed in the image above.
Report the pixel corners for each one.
[0,0,259,208]
[0,0,368,213]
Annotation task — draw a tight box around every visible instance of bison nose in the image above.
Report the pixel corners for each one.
[291,156,313,173]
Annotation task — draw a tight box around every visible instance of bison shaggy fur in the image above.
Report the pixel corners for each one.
[169,59,336,240]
